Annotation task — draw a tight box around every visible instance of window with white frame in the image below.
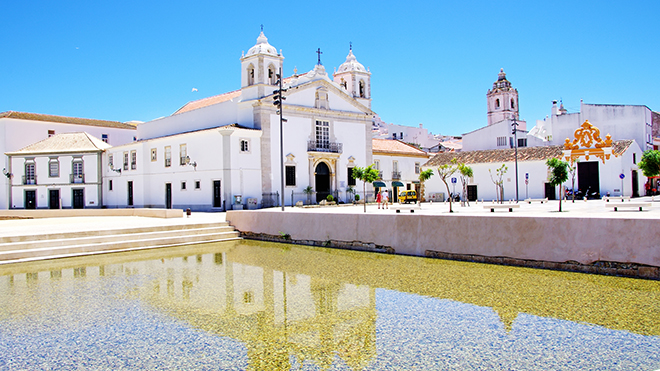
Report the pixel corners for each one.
[315,120,329,149]
[48,130,55,137]
[108,154,114,168]
[164,146,171,167]
[497,136,507,146]
[195,180,201,190]
[25,160,36,184]
[240,139,249,153]
[72,158,84,183]
[49,158,59,177]
[151,148,157,162]
[181,181,187,190]
[180,144,187,166]
[415,162,420,174]
[285,166,296,186]
[109,179,113,191]
[347,167,356,186]
[102,134,108,143]
[374,160,380,170]
[130,150,137,170]
[123,152,129,170]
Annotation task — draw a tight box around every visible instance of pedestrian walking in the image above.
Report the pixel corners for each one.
[376,191,382,209]
[382,190,389,209]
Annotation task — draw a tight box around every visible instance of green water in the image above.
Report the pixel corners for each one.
[0,239,659,370]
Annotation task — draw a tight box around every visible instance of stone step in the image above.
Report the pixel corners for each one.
[0,225,235,252]
[0,230,241,263]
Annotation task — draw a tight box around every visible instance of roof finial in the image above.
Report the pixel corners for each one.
[260,24,263,32]
[316,48,323,65]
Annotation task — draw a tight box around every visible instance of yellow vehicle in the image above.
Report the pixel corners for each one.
[398,190,417,204]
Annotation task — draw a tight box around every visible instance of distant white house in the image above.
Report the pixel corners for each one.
[372,139,430,200]
[6,132,111,209]
[0,111,136,209]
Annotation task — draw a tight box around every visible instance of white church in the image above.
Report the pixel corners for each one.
[102,31,375,211]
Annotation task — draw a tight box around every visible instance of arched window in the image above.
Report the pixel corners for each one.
[268,64,277,85]
[247,64,255,85]
[341,78,347,90]
[495,99,500,108]
[358,80,365,98]
[511,98,515,109]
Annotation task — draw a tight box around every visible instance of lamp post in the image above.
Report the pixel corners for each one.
[512,118,519,202]
[273,68,288,211]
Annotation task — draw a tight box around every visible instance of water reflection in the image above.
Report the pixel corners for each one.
[0,240,659,370]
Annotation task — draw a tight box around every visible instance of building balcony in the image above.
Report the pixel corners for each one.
[70,174,85,184]
[378,171,383,179]
[22,176,36,185]
[392,171,401,180]
[307,141,343,154]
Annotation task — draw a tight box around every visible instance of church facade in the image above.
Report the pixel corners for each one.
[103,32,375,210]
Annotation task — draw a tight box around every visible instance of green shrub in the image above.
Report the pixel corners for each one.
[326,195,334,202]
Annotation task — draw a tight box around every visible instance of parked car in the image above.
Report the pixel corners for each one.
[398,190,417,204]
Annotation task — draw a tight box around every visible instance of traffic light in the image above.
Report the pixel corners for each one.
[273,88,287,109]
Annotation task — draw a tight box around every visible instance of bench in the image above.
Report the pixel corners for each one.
[608,202,651,211]
[603,196,631,202]
[484,204,520,212]
[524,198,548,204]
[392,204,421,213]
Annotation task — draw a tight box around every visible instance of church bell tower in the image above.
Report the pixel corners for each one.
[333,45,371,109]
[487,69,519,126]
[240,30,284,101]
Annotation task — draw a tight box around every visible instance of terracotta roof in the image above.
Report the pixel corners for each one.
[424,140,634,167]
[0,111,136,130]
[6,132,111,155]
[173,90,242,115]
[172,73,309,116]
[372,139,428,157]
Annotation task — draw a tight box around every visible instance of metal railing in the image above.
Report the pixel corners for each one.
[261,192,280,208]
[70,174,85,184]
[307,141,343,153]
[392,171,401,180]
[22,175,37,185]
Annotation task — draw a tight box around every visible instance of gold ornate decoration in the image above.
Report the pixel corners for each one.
[562,120,614,163]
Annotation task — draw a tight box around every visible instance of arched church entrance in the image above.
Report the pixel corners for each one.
[315,162,331,203]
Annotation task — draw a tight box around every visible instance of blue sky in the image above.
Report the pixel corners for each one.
[1,0,658,136]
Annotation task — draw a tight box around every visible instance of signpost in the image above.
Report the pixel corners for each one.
[525,173,529,199]
[620,173,625,196]
[451,177,457,198]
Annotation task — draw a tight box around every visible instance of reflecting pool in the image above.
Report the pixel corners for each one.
[0,240,659,370]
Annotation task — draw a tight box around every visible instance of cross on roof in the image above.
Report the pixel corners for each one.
[350,42,352,51]
[316,48,323,65]
[260,24,263,32]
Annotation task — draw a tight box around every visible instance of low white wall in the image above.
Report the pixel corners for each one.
[226,210,660,267]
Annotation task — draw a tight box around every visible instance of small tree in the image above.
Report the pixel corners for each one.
[303,186,314,205]
[638,150,660,178]
[546,157,569,212]
[437,158,461,213]
[352,165,380,213]
[458,163,473,207]
[346,186,355,203]
[418,169,434,202]
[489,164,508,203]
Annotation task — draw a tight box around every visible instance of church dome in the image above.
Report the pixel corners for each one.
[337,49,367,73]
[245,31,278,57]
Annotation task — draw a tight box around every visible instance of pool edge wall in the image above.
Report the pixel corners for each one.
[226,210,660,273]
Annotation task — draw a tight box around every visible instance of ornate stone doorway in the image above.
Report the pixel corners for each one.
[315,162,331,203]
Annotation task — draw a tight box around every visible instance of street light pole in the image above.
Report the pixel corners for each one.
[273,68,288,211]
[512,117,519,202]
